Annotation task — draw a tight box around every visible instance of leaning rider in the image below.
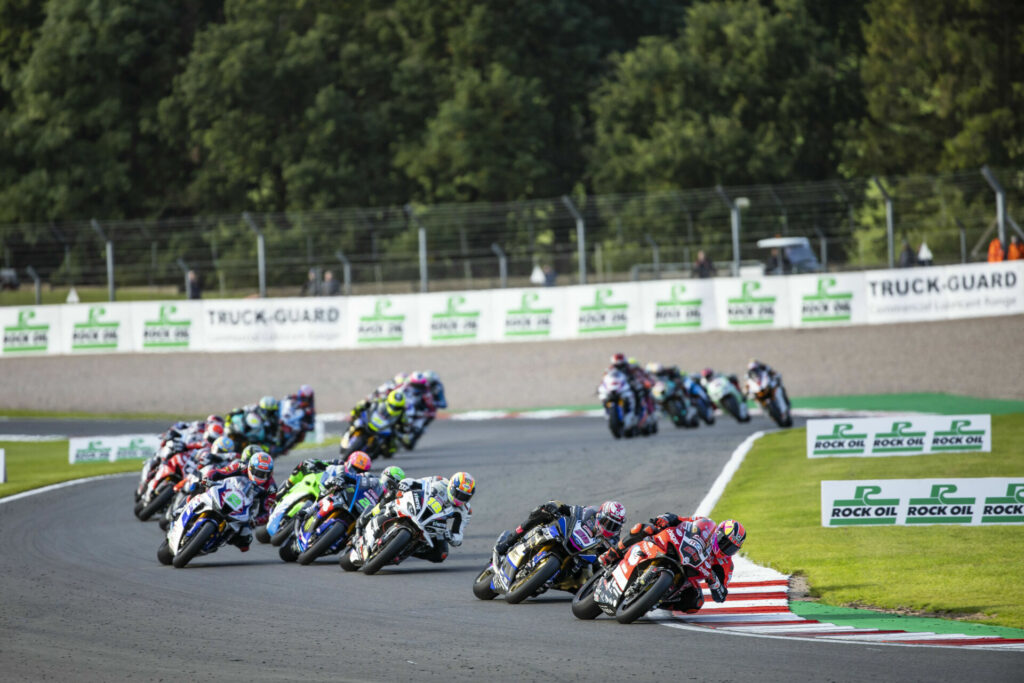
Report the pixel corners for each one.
[494,500,626,557]
[202,453,278,552]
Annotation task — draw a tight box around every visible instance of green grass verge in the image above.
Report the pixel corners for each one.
[0,440,141,498]
[0,286,182,306]
[0,409,193,421]
[792,393,1024,416]
[711,413,1024,630]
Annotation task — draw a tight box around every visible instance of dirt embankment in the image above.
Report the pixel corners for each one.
[1,315,1020,415]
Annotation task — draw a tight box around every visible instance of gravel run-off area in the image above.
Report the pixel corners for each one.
[1,314,1020,415]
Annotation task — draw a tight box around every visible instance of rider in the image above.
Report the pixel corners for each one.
[745,359,781,392]
[493,500,626,556]
[202,452,278,552]
[398,371,437,449]
[257,395,282,451]
[423,370,447,410]
[598,514,746,611]
[354,388,406,457]
[289,450,373,484]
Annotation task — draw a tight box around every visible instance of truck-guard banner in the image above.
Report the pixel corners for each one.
[807,415,992,458]
[821,478,1024,526]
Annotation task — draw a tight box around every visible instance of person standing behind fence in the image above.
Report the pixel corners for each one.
[301,268,320,296]
[187,270,202,299]
[988,237,1005,262]
[898,240,917,268]
[693,250,716,278]
[917,240,933,266]
[1007,235,1022,261]
[322,270,340,295]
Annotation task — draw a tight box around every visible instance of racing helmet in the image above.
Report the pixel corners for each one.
[210,435,236,455]
[610,353,627,369]
[408,371,429,388]
[203,422,225,444]
[206,414,224,427]
[386,389,406,416]
[258,395,279,414]
[244,412,263,431]
[247,452,274,485]
[645,362,663,375]
[344,451,372,474]
[713,520,746,557]
[596,501,627,539]
[297,384,314,401]
[393,372,409,386]
[447,472,475,507]
[380,465,406,492]
[700,367,715,382]
[162,439,187,457]
[241,444,266,463]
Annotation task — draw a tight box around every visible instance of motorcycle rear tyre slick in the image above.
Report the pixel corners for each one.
[505,555,561,604]
[172,521,216,568]
[254,525,271,544]
[137,485,174,522]
[614,570,674,624]
[270,519,297,547]
[608,410,623,439]
[156,539,173,566]
[571,572,604,620]
[279,543,299,563]
[297,523,347,565]
[473,567,499,600]
[338,550,359,572]
[720,395,741,422]
[361,528,412,575]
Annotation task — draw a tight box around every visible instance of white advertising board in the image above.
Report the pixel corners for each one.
[491,287,570,342]
[807,415,991,458]
[346,294,421,347]
[62,302,136,354]
[713,277,791,329]
[128,301,202,352]
[821,478,1024,526]
[786,272,866,327]
[566,283,643,337]
[68,434,161,464]
[0,305,62,356]
[418,290,495,345]
[199,297,346,351]
[639,279,717,334]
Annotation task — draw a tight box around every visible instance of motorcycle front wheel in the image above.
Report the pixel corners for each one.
[297,522,347,565]
[615,569,674,624]
[473,567,499,600]
[361,527,412,575]
[137,484,175,521]
[172,520,216,568]
[571,571,605,620]
[505,555,561,604]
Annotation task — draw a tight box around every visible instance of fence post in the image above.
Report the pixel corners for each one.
[872,177,895,268]
[490,243,508,288]
[404,204,428,293]
[335,250,352,295]
[769,188,788,236]
[813,226,828,270]
[561,195,586,285]
[176,258,190,295]
[715,186,742,276]
[955,218,967,264]
[242,212,267,298]
[644,234,660,279]
[90,219,114,301]
[26,265,41,305]
[981,165,1007,246]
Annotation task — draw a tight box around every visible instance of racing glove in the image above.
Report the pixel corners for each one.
[598,547,621,568]
[709,582,728,603]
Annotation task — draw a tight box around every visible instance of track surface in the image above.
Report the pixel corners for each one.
[1,418,1019,682]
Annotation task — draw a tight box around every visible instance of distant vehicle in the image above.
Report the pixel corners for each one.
[0,268,19,290]
[756,237,821,275]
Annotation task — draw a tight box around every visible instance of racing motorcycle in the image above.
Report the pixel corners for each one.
[134,451,193,521]
[703,373,750,423]
[571,522,711,624]
[651,378,698,428]
[257,470,322,546]
[157,478,254,568]
[281,475,382,564]
[397,391,433,452]
[275,397,309,455]
[340,409,395,460]
[598,370,641,439]
[338,484,453,575]
[746,369,792,427]
[683,375,715,425]
[473,506,604,604]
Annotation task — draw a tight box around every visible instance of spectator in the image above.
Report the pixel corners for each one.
[917,240,933,266]
[542,264,557,287]
[322,270,340,295]
[693,250,716,278]
[764,248,789,275]
[301,268,320,296]
[186,270,202,299]
[1007,235,1023,261]
[898,240,917,268]
[988,237,1005,262]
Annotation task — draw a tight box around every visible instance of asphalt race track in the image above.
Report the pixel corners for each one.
[1,418,1019,682]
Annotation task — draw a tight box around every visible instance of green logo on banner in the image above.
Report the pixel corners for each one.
[812,423,869,455]
[505,292,553,337]
[143,304,191,348]
[872,421,927,454]
[982,483,1024,523]
[431,296,480,341]
[3,310,50,353]
[359,299,406,343]
[930,419,986,452]
[72,306,120,350]
[828,485,899,526]
[654,284,702,329]
[115,437,156,461]
[906,484,976,524]
[74,439,111,462]
[727,281,776,326]
[579,289,628,333]
[801,277,853,323]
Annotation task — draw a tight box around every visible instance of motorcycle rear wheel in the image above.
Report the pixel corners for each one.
[271,515,299,546]
[279,542,299,563]
[172,520,216,568]
[254,525,271,544]
[156,539,173,566]
[362,528,412,575]
[505,555,561,604]
[338,549,359,572]
[615,570,673,624]
[571,571,604,620]
[298,523,347,565]
[472,567,499,600]
[137,484,174,522]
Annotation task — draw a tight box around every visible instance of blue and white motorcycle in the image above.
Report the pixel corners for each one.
[282,474,382,565]
[157,477,253,568]
[473,506,604,604]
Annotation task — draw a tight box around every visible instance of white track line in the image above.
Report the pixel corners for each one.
[0,472,133,505]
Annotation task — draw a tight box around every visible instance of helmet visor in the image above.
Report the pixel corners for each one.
[451,488,473,505]
[717,535,741,556]
[597,515,622,538]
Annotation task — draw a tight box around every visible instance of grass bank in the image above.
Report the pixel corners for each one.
[0,440,140,498]
[711,413,1024,629]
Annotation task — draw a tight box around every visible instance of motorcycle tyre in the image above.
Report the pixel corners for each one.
[505,555,561,604]
[297,523,346,565]
[137,484,174,522]
[279,543,299,563]
[473,567,499,600]
[615,570,674,624]
[361,528,412,575]
[172,520,216,568]
[156,539,173,566]
[338,549,359,572]
[720,395,742,422]
[608,410,623,440]
[254,525,271,544]
[571,571,605,620]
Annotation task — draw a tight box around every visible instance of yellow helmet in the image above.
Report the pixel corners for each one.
[386,389,406,416]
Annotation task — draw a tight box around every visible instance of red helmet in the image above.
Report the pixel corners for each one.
[206,414,224,427]
[203,422,225,443]
[596,501,626,539]
[344,451,372,474]
[700,368,715,382]
[713,520,746,557]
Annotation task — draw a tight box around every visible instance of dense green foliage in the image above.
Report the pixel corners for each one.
[0,0,1021,282]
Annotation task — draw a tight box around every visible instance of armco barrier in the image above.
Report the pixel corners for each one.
[1,262,1020,357]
